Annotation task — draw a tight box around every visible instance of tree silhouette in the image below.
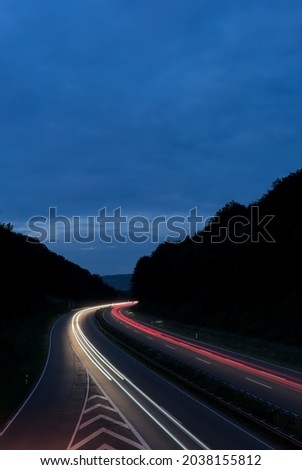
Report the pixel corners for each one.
[131,169,302,346]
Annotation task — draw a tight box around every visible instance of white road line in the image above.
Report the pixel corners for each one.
[104,306,274,450]
[0,315,63,437]
[143,355,275,450]
[70,427,145,450]
[97,443,115,450]
[73,308,210,450]
[67,370,90,450]
[166,345,175,350]
[87,395,107,401]
[147,336,154,341]
[195,357,211,365]
[79,414,128,430]
[84,403,116,414]
[70,358,150,450]
[245,377,272,389]
[92,376,150,450]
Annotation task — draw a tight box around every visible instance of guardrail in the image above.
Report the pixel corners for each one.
[95,310,302,450]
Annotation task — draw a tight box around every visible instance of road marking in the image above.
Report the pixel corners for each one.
[246,377,272,389]
[68,373,149,450]
[84,403,116,414]
[67,371,90,450]
[166,345,175,350]
[73,308,210,450]
[103,305,274,450]
[0,315,64,437]
[99,304,275,449]
[98,443,115,450]
[91,375,150,449]
[147,336,154,341]
[71,427,145,451]
[195,357,211,365]
[79,414,128,430]
[88,394,107,401]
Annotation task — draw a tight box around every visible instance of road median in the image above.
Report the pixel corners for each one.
[95,309,302,450]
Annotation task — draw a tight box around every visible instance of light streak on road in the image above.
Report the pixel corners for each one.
[111,303,302,394]
[71,305,210,450]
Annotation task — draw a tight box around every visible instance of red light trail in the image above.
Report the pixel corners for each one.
[111,303,302,394]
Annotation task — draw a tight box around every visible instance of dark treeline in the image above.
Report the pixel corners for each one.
[0,223,117,317]
[0,223,117,353]
[132,169,302,346]
[0,224,117,421]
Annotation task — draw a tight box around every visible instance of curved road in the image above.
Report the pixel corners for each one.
[106,303,302,416]
[0,303,276,450]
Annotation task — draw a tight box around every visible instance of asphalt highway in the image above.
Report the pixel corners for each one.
[106,303,302,417]
[0,304,277,450]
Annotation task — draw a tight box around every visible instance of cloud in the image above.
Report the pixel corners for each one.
[0,0,301,272]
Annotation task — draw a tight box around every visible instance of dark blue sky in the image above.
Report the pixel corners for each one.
[1,0,301,274]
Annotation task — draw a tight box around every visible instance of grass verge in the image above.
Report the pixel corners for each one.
[0,310,61,427]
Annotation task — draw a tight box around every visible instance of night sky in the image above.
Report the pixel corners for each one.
[1,0,301,275]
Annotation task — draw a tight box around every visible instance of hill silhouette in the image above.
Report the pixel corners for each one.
[0,223,117,316]
[0,224,117,422]
[132,169,302,346]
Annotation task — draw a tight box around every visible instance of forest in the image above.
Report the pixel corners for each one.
[0,223,117,315]
[132,169,302,346]
[0,224,117,421]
